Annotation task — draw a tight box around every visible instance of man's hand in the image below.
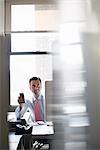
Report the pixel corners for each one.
[18,93,25,109]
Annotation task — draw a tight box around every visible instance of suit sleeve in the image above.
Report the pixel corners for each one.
[15,102,28,119]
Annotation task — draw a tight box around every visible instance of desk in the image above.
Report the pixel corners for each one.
[8,112,54,149]
[31,122,54,149]
[9,121,54,150]
[7,112,20,132]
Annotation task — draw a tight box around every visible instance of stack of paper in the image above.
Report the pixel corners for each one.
[32,124,54,135]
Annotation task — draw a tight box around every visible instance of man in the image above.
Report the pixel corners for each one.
[15,76,45,122]
[15,77,46,150]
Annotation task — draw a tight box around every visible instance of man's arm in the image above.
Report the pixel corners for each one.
[15,93,28,119]
[15,103,28,119]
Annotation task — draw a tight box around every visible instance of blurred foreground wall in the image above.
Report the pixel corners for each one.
[0,0,9,149]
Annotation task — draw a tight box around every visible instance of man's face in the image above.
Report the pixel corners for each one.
[29,79,41,96]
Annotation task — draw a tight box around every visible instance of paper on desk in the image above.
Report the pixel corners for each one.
[29,121,53,126]
[7,112,17,122]
[32,124,54,135]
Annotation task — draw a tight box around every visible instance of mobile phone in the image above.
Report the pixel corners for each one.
[19,93,24,98]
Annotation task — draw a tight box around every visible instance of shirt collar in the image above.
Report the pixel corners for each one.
[32,94,41,102]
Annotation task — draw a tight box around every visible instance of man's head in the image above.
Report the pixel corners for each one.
[29,77,42,97]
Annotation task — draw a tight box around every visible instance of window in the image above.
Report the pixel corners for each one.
[9,4,57,105]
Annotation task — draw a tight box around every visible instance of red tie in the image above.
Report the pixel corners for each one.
[34,98,42,121]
